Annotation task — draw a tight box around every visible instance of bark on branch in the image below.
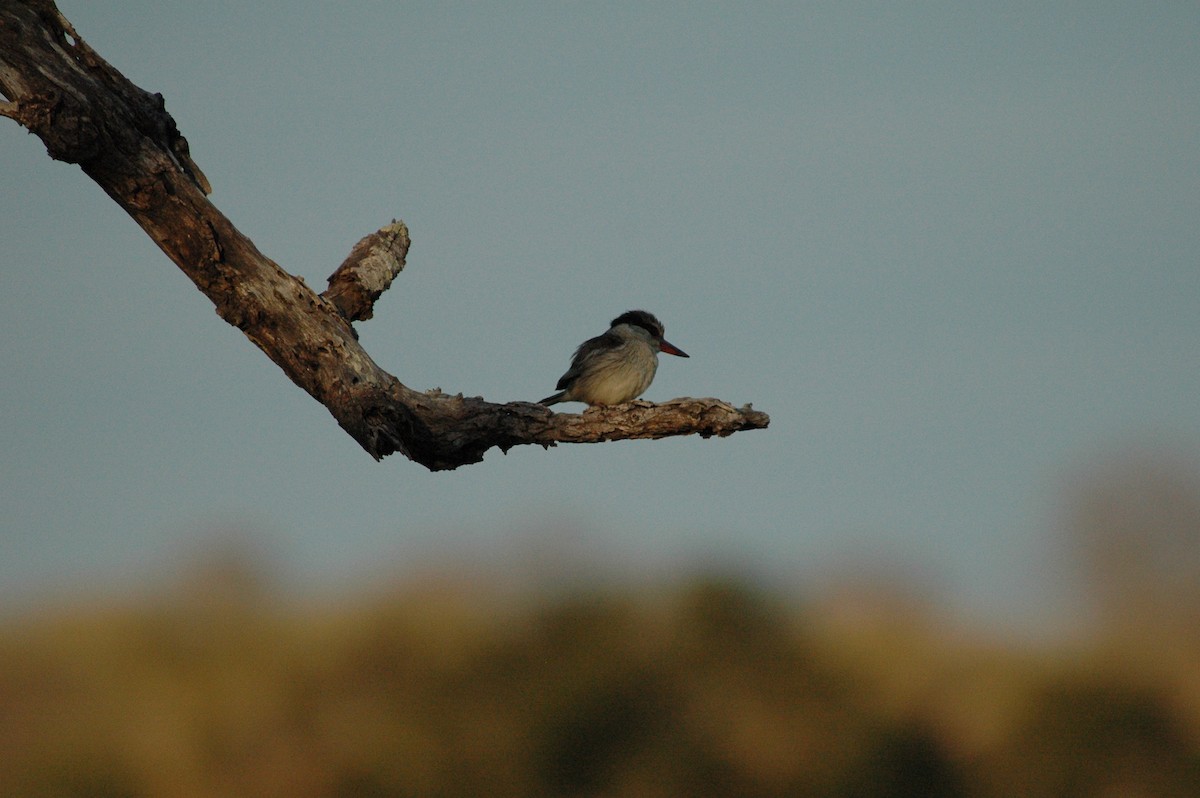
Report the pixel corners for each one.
[0,0,769,470]
[323,222,410,323]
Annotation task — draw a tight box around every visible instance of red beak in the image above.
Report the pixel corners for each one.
[659,338,689,358]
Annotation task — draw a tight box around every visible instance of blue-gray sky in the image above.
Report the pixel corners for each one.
[3,2,1198,629]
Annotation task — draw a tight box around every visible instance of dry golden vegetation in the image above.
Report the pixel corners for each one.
[2,557,1198,798]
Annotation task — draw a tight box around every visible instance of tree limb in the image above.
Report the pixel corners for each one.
[0,0,769,470]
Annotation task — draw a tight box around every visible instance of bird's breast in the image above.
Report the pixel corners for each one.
[572,342,658,405]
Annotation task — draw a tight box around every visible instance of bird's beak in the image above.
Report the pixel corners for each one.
[659,338,689,358]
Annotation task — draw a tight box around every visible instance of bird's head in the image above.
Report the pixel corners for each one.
[611,310,689,357]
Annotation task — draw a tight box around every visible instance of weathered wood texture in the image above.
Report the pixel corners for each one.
[0,0,769,470]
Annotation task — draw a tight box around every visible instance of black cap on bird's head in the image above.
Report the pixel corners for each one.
[610,310,689,358]
[611,310,664,338]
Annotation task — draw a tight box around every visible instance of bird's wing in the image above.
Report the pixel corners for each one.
[556,330,623,390]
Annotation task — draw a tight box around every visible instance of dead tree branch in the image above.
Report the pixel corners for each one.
[0,0,769,470]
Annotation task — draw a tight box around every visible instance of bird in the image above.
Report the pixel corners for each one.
[539,310,689,407]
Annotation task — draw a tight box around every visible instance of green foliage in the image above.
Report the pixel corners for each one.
[0,574,1196,797]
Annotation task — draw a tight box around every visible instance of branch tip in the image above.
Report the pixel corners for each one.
[323,220,411,322]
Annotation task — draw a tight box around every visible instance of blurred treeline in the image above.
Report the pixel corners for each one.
[2,571,1198,797]
[2,451,1199,797]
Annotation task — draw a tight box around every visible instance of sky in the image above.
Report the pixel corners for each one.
[3,2,1198,632]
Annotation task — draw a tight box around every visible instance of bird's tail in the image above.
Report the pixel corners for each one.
[538,391,567,406]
